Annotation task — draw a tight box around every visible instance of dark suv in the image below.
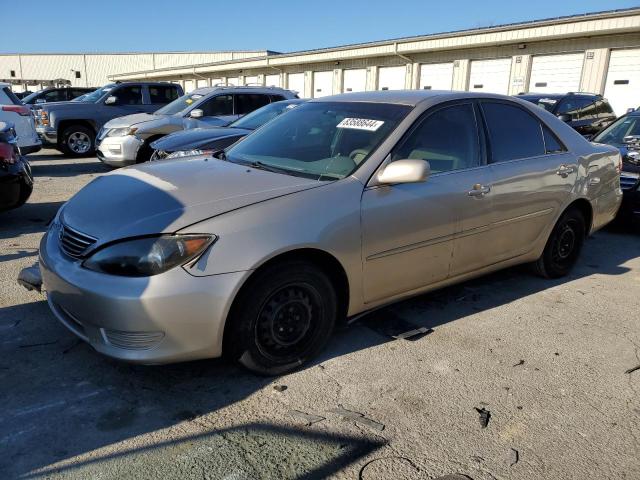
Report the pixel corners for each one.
[517,92,616,136]
[21,87,95,106]
[592,111,640,225]
[34,82,183,157]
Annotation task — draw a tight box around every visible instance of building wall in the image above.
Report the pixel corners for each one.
[0,51,267,92]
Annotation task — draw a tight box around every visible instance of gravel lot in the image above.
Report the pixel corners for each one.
[1,149,639,480]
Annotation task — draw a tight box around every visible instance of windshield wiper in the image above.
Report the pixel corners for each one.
[249,160,294,175]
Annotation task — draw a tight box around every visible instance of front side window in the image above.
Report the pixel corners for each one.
[200,94,233,116]
[235,94,270,115]
[482,102,545,162]
[392,103,480,173]
[42,89,66,103]
[149,85,180,104]
[226,101,410,180]
[81,84,116,103]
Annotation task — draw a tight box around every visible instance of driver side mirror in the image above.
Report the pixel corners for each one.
[557,113,571,123]
[377,159,431,185]
[189,109,204,119]
[104,95,118,105]
[35,98,46,104]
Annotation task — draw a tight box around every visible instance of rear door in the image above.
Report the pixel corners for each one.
[235,93,271,119]
[478,100,576,262]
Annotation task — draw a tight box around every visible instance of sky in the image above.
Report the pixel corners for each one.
[1,0,638,54]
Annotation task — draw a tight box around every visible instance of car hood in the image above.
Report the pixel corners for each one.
[104,113,164,129]
[59,157,325,245]
[151,127,252,152]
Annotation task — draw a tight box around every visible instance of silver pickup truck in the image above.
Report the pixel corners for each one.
[34,82,183,157]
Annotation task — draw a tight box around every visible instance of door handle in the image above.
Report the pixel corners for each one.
[556,165,575,177]
[468,184,491,197]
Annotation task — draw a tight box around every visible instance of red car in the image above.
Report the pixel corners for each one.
[0,122,33,212]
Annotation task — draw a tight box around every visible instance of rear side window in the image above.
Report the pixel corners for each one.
[42,89,67,102]
[235,94,270,115]
[270,94,287,102]
[115,86,143,105]
[556,97,594,120]
[149,85,180,104]
[200,94,233,116]
[482,102,545,162]
[392,103,480,173]
[542,127,565,154]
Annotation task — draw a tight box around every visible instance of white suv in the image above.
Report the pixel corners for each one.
[0,83,41,154]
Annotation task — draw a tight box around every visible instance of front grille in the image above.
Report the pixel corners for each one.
[102,329,165,350]
[620,174,640,191]
[59,224,97,259]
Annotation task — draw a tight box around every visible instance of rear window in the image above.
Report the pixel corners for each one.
[2,87,22,105]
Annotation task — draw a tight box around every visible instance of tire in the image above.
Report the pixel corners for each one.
[60,125,95,157]
[226,260,338,375]
[135,141,154,164]
[533,207,586,278]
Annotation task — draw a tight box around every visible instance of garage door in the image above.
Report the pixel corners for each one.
[343,69,367,93]
[244,75,259,86]
[468,58,511,94]
[529,53,584,93]
[313,71,333,98]
[378,66,406,90]
[265,74,281,87]
[604,49,640,116]
[184,80,195,93]
[419,62,454,90]
[288,73,306,98]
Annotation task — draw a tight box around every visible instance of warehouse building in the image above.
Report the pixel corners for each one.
[0,51,272,93]
[108,8,640,116]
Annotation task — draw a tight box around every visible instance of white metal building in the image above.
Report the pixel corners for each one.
[106,8,640,116]
[0,51,271,93]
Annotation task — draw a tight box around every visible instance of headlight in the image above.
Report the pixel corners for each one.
[106,127,138,137]
[83,234,215,277]
[166,149,212,159]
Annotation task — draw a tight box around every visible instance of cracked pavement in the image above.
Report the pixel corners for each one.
[1,150,639,479]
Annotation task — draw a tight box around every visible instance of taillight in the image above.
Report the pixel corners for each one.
[2,105,31,116]
[0,143,16,165]
[39,110,49,125]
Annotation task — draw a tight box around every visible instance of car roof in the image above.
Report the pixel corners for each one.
[310,90,526,106]
[518,92,600,99]
[190,85,293,95]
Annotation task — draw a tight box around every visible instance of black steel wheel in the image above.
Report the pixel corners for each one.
[534,207,586,278]
[226,260,337,375]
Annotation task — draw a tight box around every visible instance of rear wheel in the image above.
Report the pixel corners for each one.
[60,125,94,157]
[533,207,586,278]
[226,261,337,375]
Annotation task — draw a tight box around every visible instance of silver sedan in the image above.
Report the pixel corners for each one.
[40,91,622,374]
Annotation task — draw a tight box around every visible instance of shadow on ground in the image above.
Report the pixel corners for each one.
[1,224,638,478]
[25,152,110,178]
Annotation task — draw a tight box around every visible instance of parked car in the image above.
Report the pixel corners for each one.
[34,82,183,157]
[0,82,41,154]
[517,92,616,136]
[150,99,306,160]
[40,91,622,374]
[21,87,95,106]
[96,86,297,167]
[592,111,640,224]
[0,122,33,212]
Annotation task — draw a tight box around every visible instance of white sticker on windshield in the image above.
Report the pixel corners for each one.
[337,118,384,131]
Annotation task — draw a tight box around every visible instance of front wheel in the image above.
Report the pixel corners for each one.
[226,261,337,375]
[60,125,95,157]
[533,207,586,278]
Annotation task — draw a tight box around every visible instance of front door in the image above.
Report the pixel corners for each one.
[361,102,485,303]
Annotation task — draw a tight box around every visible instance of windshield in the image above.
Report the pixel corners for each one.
[155,93,205,115]
[593,115,640,145]
[225,101,411,180]
[81,84,116,103]
[229,101,303,130]
[521,96,559,112]
[21,90,45,104]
